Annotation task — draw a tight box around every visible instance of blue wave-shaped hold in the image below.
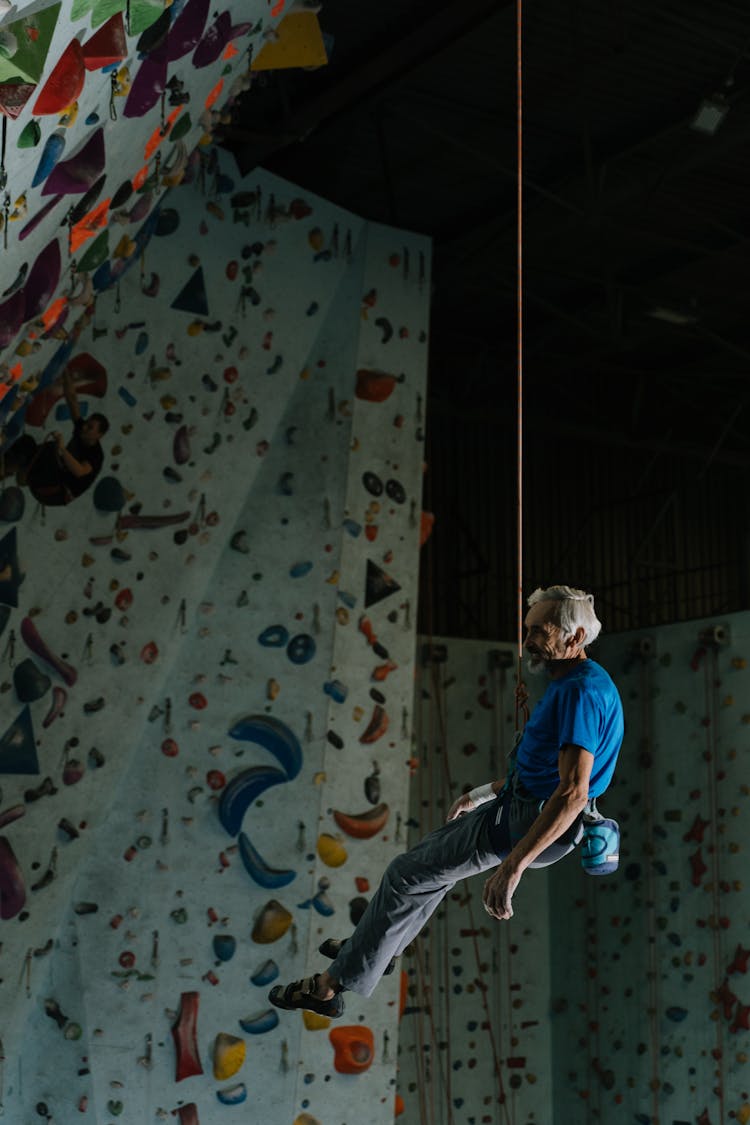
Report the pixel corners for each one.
[238,832,296,890]
[218,765,287,836]
[228,715,302,780]
[239,1009,279,1035]
[250,959,278,987]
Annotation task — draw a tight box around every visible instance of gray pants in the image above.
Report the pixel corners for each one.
[329,794,579,997]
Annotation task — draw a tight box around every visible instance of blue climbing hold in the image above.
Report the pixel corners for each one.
[287,634,316,665]
[289,561,312,578]
[324,680,347,704]
[258,624,289,648]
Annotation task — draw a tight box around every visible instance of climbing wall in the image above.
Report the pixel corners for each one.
[0,149,431,1122]
[549,612,750,1125]
[398,637,554,1125]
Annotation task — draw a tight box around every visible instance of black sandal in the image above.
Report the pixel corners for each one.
[268,974,344,1018]
[319,938,396,975]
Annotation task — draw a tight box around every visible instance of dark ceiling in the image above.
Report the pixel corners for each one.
[220,0,750,471]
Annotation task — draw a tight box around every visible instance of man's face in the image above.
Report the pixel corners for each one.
[80,418,103,446]
[523,602,570,675]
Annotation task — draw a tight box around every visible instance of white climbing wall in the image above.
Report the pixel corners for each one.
[400,619,750,1125]
[0,154,431,1123]
[550,612,750,1125]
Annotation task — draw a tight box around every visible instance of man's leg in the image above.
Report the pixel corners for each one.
[314,802,501,999]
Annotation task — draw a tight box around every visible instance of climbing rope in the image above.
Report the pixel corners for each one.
[514,0,528,733]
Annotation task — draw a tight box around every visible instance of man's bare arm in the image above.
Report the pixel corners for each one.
[62,370,81,422]
[482,744,592,919]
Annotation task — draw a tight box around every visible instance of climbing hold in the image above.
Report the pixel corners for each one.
[287,633,316,665]
[13,659,51,703]
[238,832,296,889]
[213,1032,246,1080]
[250,959,279,987]
[317,833,347,868]
[218,766,287,836]
[301,1012,331,1032]
[32,130,65,187]
[239,1009,279,1034]
[333,804,390,839]
[362,471,383,497]
[216,1083,247,1106]
[251,899,293,943]
[324,680,348,704]
[349,896,369,925]
[355,369,400,403]
[213,934,236,962]
[0,706,39,774]
[365,560,401,608]
[171,991,203,1082]
[329,1025,375,1074]
[189,691,207,710]
[0,835,26,919]
[172,267,209,316]
[289,560,313,578]
[174,425,191,464]
[385,478,406,504]
[141,642,159,664]
[360,704,389,744]
[93,476,126,512]
[228,715,302,779]
[258,624,289,647]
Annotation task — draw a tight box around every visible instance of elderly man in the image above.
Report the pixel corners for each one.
[270,584,624,1018]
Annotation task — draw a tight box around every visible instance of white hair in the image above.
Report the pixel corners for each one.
[527,585,602,646]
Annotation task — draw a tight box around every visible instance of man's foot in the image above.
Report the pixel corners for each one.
[319,937,396,975]
[268,974,344,1018]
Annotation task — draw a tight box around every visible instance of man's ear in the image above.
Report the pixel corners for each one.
[567,627,585,650]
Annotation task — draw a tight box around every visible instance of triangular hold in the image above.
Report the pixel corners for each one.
[0,527,24,608]
[171,267,209,316]
[0,5,62,86]
[251,12,328,71]
[83,12,127,70]
[0,705,39,775]
[365,559,401,609]
[32,37,86,116]
[43,128,106,197]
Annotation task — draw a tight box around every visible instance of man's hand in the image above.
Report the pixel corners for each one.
[446,793,476,822]
[482,864,522,920]
[53,431,65,450]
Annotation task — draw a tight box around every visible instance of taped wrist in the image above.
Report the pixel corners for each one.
[468,782,495,805]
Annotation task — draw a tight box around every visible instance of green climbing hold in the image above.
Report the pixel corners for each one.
[17,119,41,148]
[170,112,192,141]
[77,229,109,273]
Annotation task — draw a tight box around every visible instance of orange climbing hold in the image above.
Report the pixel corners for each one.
[333,803,390,840]
[355,368,399,404]
[329,1025,375,1074]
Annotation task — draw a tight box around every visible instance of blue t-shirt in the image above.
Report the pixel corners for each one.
[515,660,624,799]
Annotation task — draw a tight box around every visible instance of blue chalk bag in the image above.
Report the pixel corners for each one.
[580,800,620,876]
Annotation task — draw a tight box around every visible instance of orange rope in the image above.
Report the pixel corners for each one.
[516,0,524,669]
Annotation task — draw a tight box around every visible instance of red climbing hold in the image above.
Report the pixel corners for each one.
[729,944,750,975]
[689,848,707,887]
[141,641,159,664]
[161,739,179,757]
[189,692,207,710]
[683,813,710,844]
[206,770,226,790]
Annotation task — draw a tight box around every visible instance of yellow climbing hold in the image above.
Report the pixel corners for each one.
[251,899,293,943]
[737,1104,750,1125]
[294,1113,323,1125]
[317,833,347,867]
[213,1032,246,1080]
[302,1010,331,1032]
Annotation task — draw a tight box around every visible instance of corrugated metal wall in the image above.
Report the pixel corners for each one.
[420,405,748,639]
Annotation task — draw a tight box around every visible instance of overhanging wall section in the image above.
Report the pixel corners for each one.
[0,158,431,1123]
